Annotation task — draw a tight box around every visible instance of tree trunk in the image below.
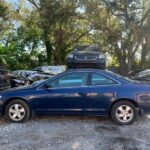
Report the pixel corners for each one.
[45,40,53,65]
[115,48,127,75]
[43,30,53,65]
[127,47,134,72]
[53,23,64,65]
[119,60,127,76]
[141,42,148,69]
[127,56,133,72]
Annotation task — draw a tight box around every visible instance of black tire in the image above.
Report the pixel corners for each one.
[111,101,138,125]
[5,100,30,123]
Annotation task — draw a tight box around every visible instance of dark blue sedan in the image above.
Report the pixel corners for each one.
[0,69,150,125]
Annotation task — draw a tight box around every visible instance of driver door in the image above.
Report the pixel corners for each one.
[33,72,90,114]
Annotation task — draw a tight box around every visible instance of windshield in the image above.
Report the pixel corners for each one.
[31,79,47,86]
[75,45,100,52]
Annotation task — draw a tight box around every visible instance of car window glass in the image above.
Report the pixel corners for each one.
[46,72,88,88]
[75,46,99,52]
[91,73,116,85]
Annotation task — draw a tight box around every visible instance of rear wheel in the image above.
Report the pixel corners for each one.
[5,100,30,123]
[111,101,138,125]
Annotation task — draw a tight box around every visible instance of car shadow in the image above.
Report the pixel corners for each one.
[0,115,149,125]
[33,115,109,122]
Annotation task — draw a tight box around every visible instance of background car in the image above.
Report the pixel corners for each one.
[0,66,11,90]
[66,45,106,69]
[12,70,54,87]
[130,70,150,83]
[0,69,150,125]
[27,72,54,84]
[33,66,66,75]
[127,69,144,77]
[12,70,37,78]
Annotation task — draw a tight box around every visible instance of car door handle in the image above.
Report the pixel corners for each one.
[78,93,86,96]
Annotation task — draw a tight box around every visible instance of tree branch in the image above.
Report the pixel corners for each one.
[28,0,40,9]
[72,30,91,44]
[140,6,150,26]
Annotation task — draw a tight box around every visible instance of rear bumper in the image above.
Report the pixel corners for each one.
[139,108,145,116]
[138,104,150,116]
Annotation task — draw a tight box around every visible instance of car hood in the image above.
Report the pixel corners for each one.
[0,85,36,94]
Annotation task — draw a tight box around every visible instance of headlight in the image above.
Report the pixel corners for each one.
[98,54,105,59]
[66,54,73,59]
[0,95,2,99]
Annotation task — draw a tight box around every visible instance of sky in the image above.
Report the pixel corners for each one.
[6,0,31,9]
[6,0,20,5]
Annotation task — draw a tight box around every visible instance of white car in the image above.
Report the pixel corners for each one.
[135,70,150,78]
[12,70,37,78]
[33,66,66,75]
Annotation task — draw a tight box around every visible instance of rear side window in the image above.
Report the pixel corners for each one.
[91,73,117,85]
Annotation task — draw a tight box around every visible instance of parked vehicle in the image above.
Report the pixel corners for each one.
[66,45,106,69]
[0,66,11,90]
[12,70,54,87]
[27,72,54,84]
[12,70,37,78]
[0,69,150,125]
[127,69,144,77]
[130,69,150,83]
[33,66,66,75]
[10,78,29,87]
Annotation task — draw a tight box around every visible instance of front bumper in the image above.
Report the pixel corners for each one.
[0,99,4,115]
[67,57,105,63]
[67,58,106,68]
[0,106,3,116]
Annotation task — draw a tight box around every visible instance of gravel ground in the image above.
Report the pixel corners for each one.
[0,115,150,150]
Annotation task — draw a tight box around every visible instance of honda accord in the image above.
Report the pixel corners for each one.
[0,69,150,125]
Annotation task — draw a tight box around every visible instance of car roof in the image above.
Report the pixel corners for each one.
[63,68,129,84]
[65,68,108,73]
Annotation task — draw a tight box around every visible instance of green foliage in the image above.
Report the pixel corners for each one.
[0,0,149,73]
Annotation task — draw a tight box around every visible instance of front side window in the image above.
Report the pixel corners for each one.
[46,72,88,88]
[91,73,117,85]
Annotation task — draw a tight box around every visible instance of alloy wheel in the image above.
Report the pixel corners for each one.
[8,104,26,121]
[116,105,134,123]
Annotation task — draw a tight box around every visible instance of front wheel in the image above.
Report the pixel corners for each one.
[5,100,30,123]
[111,101,138,125]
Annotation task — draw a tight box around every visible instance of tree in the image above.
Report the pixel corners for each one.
[140,0,150,69]
[83,0,150,75]
[0,0,43,69]
[28,0,91,65]
[0,0,8,33]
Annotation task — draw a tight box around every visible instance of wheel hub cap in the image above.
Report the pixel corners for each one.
[8,104,25,121]
[116,105,133,123]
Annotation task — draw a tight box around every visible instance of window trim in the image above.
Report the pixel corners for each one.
[37,70,121,90]
[88,72,121,86]
[38,72,90,90]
